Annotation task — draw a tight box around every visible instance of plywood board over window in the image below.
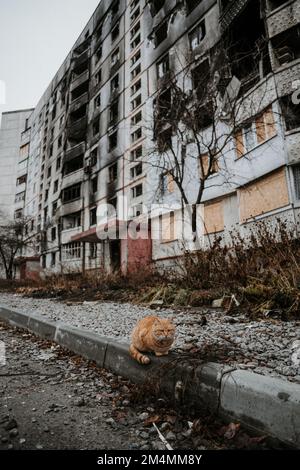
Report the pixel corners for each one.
[203,200,224,234]
[255,106,276,144]
[239,168,289,223]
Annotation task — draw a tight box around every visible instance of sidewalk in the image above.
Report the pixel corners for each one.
[0,302,299,448]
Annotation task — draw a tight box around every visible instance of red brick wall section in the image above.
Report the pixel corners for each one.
[127,235,152,273]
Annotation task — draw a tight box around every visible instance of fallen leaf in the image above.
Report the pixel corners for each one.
[144,415,161,427]
[221,422,240,440]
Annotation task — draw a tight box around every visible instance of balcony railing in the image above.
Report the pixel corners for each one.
[70,69,90,92]
[267,0,300,38]
[72,49,90,70]
[220,0,250,30]
[64,142,86,163]
[66,116,88,140]
[69,92,89,114]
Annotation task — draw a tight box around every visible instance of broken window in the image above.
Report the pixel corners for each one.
[47,166,52,178]
[92,118,100,136]
[186,0,203,14]
[109,130,118,150]
[111,48,120,66]
[53,180,59,193]
[149,0,165,16]
[95,70,102,85]
[111,23,120,42]
[157,127,172,153]
[111,74,119,93]
[90,148,98,166]
[272,26,300,66]
[64,155,84,175]
[56,157,61,170]
[51,252,56,267]
[191,59,210,99]
[51,227,56,242]
[111,0,119,17]
[189,20,206,50]
[226,0,270,95]
[110,100,119,124]
[95,45,102,63]
[90,207,97,226]
[92,176,98,193]
[155,19,168,47]
[94,93,101,109]
[109,162,118,182]
[62,212,81,230]
[157,54,170,79]
[62,183,81,203]
[52,202,57,216]
[280,95,300,131]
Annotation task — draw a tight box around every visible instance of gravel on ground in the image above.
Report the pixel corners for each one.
[0,292,299,384]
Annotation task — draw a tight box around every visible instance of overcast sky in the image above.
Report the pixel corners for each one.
[0,0,100,112]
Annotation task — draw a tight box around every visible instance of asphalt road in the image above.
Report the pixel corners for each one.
[0,322,149,450]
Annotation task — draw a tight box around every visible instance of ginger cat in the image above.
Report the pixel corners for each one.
[129,316,176,365]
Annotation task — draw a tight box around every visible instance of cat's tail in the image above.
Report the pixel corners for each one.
[129,344,151,365]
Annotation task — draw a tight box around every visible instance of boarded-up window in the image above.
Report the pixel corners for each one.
[203,200,224,234]
[234,129,245,158]
[161,211,176,242]
[167,173,174,193]
[20,144,29,160]
[255,106,276,144]
[239,168,289,223]
[200,153,219,177]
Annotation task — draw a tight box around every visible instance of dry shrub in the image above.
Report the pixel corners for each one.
[181,219,300,314]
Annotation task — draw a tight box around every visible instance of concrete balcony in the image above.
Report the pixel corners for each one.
[57,198,83,217]
[61,169,84,189]
[70,70,90,93]
[267,0,300,38]
[20,128,31,146]
[286,128,300,164]
[69,92,89,114]
[66,116,88,141]
[72,49,90,70]
[61,226,83,245]
[64,142,86,163]
[274,58,300,96]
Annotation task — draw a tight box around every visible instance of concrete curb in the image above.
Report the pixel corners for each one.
[0,303,299,448]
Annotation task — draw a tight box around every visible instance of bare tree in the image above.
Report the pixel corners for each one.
[141,39,279,239]
[0,217,34,280]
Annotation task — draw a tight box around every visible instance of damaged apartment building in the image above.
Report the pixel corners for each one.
[4,0,300,278]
